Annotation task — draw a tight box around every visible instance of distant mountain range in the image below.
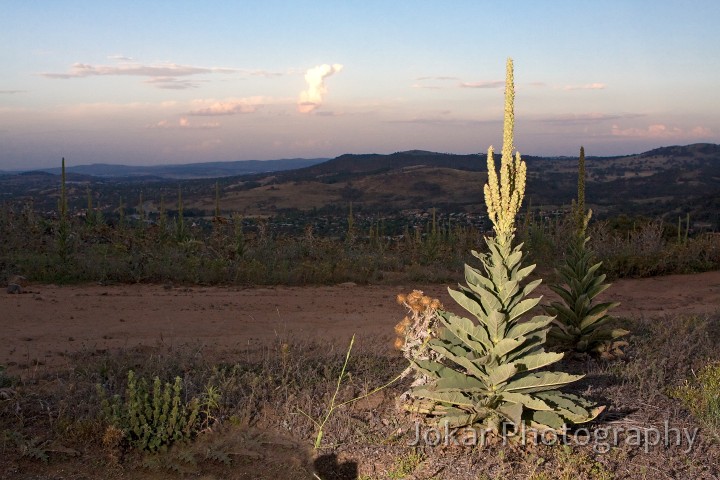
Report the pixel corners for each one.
[19,158,329,179]
[2,143,719,228]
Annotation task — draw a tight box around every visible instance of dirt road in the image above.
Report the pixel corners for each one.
[2,271,719,373]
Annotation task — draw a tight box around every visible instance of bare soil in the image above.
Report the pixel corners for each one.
[3,271,720,375]
[3,272,720,479]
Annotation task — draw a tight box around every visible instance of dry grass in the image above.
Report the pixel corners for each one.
[1,311,719,479]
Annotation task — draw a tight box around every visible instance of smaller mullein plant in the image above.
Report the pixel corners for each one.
[56,157,71,258]
[544,147,628,359]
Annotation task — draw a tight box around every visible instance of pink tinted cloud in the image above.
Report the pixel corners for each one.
[38,60,282,90]
[149,117,220,129]
[144,77,201,90]
[188,97,266,116]
[611,124,713,138]
[40,62,231,79]
[541,112,645,124]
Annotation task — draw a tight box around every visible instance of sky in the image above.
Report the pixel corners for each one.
[1,1,719,169]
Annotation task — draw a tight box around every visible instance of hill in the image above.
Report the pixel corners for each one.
[26,157,328,179]
[2,143,719,228]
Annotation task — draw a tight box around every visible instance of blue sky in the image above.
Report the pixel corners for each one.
[1,1,718,169]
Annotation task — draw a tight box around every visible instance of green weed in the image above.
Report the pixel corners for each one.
[98,370,203,453]
[669,361,720,435]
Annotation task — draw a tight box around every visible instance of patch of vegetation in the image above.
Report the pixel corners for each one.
[669,361,720,437]
[97,371,203,453]
[2,156,720,288]
[387,449,424,479]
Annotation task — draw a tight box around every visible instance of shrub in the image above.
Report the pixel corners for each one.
[98,370,201,453]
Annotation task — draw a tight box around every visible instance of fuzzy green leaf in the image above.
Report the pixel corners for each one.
[521,278,543,298]
[490,337,526,361]
[501,391,554,411]
[485,310,507,343]
[529,410,567,431]
[586,281,611,300]
[411,388,475,408]
[488,363,518,386]
[429,343,489,381]
[511,351,564,372]
[464,263,494,291]
[534,391,590,421]
[437,311,489,353]
[504,372,583,393]
[497,402,524,426]
[508,297,541,323]
[451,285,500,322]
[506,315,554,340]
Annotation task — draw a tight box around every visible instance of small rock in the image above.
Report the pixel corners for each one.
[6,284,22,294]
[8,275,28,287]
[0,388,16,400]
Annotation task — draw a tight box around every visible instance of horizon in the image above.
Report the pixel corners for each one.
[1,1,719,170]
[4,141,719,174]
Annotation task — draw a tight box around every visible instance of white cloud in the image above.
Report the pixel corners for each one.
[412,76,503,90]
[411,83,444,90]
[297,64,343,113]
[459,81,504,89]
[416,76,460,81]
[107,54,135,62]
[563,83,606,91]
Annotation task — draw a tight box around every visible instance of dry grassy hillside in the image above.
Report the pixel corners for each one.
[2,143,718,226]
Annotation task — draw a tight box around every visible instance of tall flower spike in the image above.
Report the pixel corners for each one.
[484,58,526,244]
[484,146,500,228]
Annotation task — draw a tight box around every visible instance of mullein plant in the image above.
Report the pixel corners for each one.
[56,157,71,258]
[544,147,628,359]
[176,185,186,240]
[397,59,603,433]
